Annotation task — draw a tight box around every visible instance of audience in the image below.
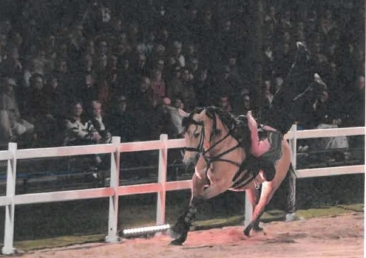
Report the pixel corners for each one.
[0,1,362,163]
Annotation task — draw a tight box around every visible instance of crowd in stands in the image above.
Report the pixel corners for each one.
[0,0,364,161]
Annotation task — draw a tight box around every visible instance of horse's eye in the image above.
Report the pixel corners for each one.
[193,133,200,138]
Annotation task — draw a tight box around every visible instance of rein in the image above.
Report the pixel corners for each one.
[183,107,260,190]
[184,109,242,168]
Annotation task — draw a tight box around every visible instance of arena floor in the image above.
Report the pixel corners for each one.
[21,212,363,258]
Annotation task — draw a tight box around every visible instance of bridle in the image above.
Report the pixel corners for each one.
[182,109,241,168]
[182,107,262,190]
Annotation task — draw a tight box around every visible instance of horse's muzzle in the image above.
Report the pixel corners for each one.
[182,151,201,167]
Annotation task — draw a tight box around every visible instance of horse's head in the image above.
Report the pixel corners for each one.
[179,108,207,165]
[179,107,235,166]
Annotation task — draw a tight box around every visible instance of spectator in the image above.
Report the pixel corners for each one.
[166,65,183,99]
[63,101,101,147]
[233,92,251,116]
[107,95,136,142]
[130,76,156,140]
[24,73,57,145]
[179,68,196,112]
[165,96,184,137]
[0,77,34,143]
[1,46,23,82]
[63,100,106,168]
[343,75,365,127]
[150,68,166,104]
[88,100,112,144]
[76,73,98,110]
[217,95,233,113]
[193,67,213,107]
[44,74,66,145]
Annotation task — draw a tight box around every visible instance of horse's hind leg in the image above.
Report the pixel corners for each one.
[245,188,262,231]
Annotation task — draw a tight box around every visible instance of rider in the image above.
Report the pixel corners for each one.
[246,42,327,181]
[264,42,327,135]
[247,111,282,159]
[246,110,282,181]
[246,42,327,222]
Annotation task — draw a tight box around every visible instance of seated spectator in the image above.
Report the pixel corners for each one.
[160,97,181,139]
[343,75,365,127]
[316,119,349,155]
[0,77,34,144]
[63,101,101,146]
[24,73,55,145]
[88,100,112,144]
[216,95,233,113]
[165,96,185,137]
[63,100,104,167]
[107,95,136,142]
[43,74,66,146]
[233,91,251,116]
[77,73,98,107]
[150,68,166,104]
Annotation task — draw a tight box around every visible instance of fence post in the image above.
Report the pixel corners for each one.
[156,134,168,227]
[106,137,121,243]
[2,142,17,255]
[244,193,253,227]
[289,124,297,169]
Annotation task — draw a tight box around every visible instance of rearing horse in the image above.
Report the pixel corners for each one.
[168,106,292,245]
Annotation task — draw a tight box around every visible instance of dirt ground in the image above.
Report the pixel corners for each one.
[21,212,363,258]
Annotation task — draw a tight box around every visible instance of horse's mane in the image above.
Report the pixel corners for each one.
[204,106,237,131]
[183,106,237,132]
[182,106,251,150]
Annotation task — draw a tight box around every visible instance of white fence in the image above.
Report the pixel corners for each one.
[0,126,364,254]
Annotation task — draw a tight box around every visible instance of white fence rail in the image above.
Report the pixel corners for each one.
[0,126,364,254]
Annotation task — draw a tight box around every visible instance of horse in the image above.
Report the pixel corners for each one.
[167,106,292,245]
[167,41,327,245]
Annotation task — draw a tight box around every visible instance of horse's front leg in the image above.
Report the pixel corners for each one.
[169,175,231,245]
[168,172,207,245]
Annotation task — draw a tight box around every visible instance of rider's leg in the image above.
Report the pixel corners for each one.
[246,111,271,157]
[266,42,314,134]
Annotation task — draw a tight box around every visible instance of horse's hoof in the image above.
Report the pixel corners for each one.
[169,232,188,246]
[169,239,183,246]
[243,227,251,237]
[244,229,250,237]
[253,225,263,232]
[244,223,254,237]
[167,228,181,240]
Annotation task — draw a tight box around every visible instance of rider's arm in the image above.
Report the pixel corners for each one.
[247,111,271,157]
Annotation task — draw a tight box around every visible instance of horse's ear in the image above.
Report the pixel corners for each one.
[178,109,189,118]
[196,109,207,121]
